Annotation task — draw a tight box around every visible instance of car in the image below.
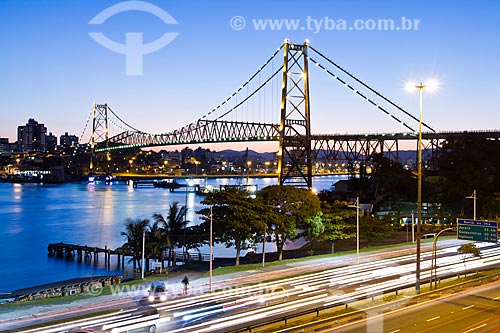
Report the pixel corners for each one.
[257,285,289,306]
[148,282,167,303]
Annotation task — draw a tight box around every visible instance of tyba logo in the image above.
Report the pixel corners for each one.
[89,1,179,76]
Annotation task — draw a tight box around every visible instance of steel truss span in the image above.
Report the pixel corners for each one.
[98,120,280,151]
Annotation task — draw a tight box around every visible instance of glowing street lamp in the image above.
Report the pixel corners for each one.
[405,79,439,294]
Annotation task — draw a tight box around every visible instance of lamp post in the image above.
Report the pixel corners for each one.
[141,230,145,279]
[416,82,424,294]
[430,227,454,290]
[209,205,213,292]
[405,79,438,294]
[183,179,195,261]
[466,190,477,220]
[184,187,187,259]
[355,197,359,265]
[349,197,360,265]
[246,161,252,185]
[262,225,266,268]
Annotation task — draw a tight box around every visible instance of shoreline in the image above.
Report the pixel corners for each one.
[0,275,117,302]
[0,172,347,185]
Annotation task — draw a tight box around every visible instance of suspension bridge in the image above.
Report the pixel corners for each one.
[79,40,500,189]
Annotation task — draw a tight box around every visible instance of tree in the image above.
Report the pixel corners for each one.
[121,218,150,269]
[319,201,356,253]
[437,136,500,219]
[369,153,415,214]
[258,185,321,261]
[199,188,267,266]
[302,212,324,253]
[457,243,481,277]
[152,202,187,266]
[359,214,394,247]
[147,220,171,270]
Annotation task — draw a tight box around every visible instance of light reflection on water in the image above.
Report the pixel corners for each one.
[0,176,344,292]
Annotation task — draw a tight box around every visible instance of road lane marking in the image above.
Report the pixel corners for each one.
[388,330,401,333]
[463,323,487,333]
[462,305,475,310]
[493,295,500,300]
[426,316,441,322]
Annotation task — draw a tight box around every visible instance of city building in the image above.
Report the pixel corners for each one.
[17,118,47,153]
[59,132,78,151]
[46,132,57,152]
[0,138,15,154]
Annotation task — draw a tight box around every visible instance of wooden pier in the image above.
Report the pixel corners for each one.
[47,242,210,269]
[47,242,130,267]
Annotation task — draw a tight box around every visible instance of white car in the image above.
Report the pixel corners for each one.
[148,282,167,303]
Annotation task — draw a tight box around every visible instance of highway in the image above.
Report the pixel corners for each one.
[7,240,500,333]
[328,280,500,333]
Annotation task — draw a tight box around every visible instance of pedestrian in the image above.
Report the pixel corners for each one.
[182,275,189,295]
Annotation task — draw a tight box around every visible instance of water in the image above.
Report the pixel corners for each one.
[0,175,345,292]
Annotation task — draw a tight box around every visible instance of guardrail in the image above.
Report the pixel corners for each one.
[228,271,500,333]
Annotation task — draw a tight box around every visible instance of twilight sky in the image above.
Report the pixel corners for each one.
[1,0,498,152]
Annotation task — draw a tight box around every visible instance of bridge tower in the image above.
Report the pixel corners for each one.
[89,103,110,174]
[277,40,312,189]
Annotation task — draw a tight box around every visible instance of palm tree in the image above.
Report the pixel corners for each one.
[121,218,150,269]
[152,202,187,266]
[148,220,171,270]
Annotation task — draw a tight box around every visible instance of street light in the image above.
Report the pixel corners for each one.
[246,161,252,185]
[349,197,360,265]
[466,190,477,220]
[430,227,454,290]
[405,79,439,294]
[209,205,213,292]
[141,230,146,279]
[184,179,195,259]
[262,224,266,268]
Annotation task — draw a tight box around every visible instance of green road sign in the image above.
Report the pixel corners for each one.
[457,219,498,243]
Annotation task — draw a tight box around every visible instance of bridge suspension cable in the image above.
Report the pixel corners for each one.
[200,45,284,122]
[106,104,146,133]
[73,108,93,156]
[216,65,283,121]
[308,45,436,133]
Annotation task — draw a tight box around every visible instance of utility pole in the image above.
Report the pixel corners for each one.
[466,190,477,220]
[209,206,213,292]
[141,230,145,279]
